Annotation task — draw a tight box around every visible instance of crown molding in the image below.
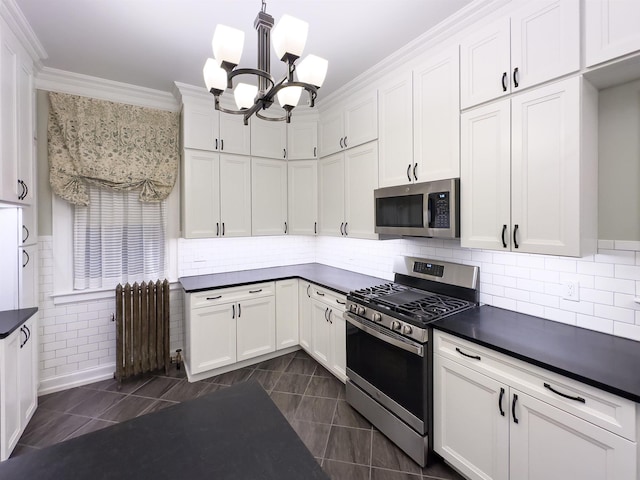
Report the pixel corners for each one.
[319,0,511,111]
[36,67,179,111]
[0,0,47,67]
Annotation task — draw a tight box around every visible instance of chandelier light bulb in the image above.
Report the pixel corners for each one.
[277,85,303,108]
[296,54,328,88]
[203,58,228,92]
[212,24,245,68]
[234,83,259,110]
[272,14,308,61]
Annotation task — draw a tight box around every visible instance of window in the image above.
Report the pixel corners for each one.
[73,185,166,290]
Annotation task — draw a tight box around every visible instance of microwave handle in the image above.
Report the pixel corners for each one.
[426,196,433,228]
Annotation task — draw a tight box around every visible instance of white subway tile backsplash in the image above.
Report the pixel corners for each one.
[576,315,614,334]
[37,232,640,392]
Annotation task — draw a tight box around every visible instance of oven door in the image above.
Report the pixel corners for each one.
[345,312,428,434]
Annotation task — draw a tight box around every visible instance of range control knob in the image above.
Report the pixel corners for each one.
[372,312,382,322]
[350,304,358,313]
[391,321,401,331]
[402,324,413,335]
[357,306,366,315]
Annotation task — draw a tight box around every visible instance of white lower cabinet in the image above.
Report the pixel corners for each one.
[298,280,313,351]
[434,330,638,480]
[184,283,275,376]
[275,279,299,350]
[1,313,37,461]
[306,284,347,381]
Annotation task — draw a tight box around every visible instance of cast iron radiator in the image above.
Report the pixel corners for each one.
[115,279,170,382]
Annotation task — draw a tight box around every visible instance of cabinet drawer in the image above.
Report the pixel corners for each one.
[310,284,347,310]
[434,330,637,441]
[189,282,275,309]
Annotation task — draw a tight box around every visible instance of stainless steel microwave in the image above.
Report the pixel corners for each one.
[374,178,460,238]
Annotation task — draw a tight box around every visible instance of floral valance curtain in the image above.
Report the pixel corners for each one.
[48,92,180,206]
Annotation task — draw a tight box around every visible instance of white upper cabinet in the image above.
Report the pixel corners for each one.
[251,120,287,159]
[182,149,221,239]
[461,76,598,257]
[378,70,414,187]
[0,17,34,205]
[182,101,251,155]
[251,157,288,236]
[413,46,460,183]
[585,0,640,67]
[319,141,378,239]
[288,160,318,236]
[460,0,580,109]
[219,154,252,237]
[319,89,377,157]
[287,120,318,160]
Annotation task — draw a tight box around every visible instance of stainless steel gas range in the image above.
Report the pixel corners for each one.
[344,256,479,467]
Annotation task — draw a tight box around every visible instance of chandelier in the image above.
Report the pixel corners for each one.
[202,0,328,125]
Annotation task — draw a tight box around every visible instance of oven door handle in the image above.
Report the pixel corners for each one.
[344,313,424,357]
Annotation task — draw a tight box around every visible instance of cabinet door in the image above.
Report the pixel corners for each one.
[288,160,318,235]
[189,303,236,374]
[318,153,345,236]
[19,316,37,428]
[19,206,36,247]
[319,107,344,157]
[378,70,414,187]
[328,307,346,382]
[251,157,287,236]
[219,114,251,155]
[585,0,640,67]
[182,150,220,238]
[434,355,509,480]
[344,141,378,240]
[16,50,34,206]
[275,279,299,350]
[460,18,511,109]
[510,389,637,480]
[344,89,378,149]
[251,120,287,159]
[0,20,20,204]
[298,281,313,351]
[511,77,581,256]
[511,0,579,92]
[413,46,460,183]
[287,120,317,159]
[460,100,511,251]
[0,327,24,461]
[182,102,219,151]
[19,245,37,308]
[219,154,251,237]
[310,300,331,366]
[236,296,276,361]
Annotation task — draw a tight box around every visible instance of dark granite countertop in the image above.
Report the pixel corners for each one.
[179,263,387,295]
[0,380,328,479]
[433,305,640,403]
[0,307,38,339]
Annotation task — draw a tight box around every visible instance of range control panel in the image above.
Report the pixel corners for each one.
[413,261,444,278]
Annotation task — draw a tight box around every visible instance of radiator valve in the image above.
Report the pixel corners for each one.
[175,348,182,370]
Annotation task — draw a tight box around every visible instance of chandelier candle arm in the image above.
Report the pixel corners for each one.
[203,1,327,124]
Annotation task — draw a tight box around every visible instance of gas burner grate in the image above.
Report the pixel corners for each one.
[397,294,472,322]
[350,283,407,302]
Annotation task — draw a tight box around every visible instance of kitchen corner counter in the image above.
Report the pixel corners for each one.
[433,305,640,403]
[179,263,387,295]
[0,307,38,339]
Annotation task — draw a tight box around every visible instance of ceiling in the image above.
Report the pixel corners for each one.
[15,0,473,100]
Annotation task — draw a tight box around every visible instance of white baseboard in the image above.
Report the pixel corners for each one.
[38,363,116,396]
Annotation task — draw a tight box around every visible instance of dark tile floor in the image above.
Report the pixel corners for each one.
[12,350,464,480]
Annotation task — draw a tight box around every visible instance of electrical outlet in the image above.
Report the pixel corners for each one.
[563,281,580,302]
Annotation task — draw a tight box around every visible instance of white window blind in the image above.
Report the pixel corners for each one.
[73,185,166,290]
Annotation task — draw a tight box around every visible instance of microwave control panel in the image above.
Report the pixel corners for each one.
[428,191,450,229]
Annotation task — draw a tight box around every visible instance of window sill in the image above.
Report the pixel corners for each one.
[51,280,181,306]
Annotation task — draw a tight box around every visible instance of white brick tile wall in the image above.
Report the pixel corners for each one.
[38,233,640,391]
